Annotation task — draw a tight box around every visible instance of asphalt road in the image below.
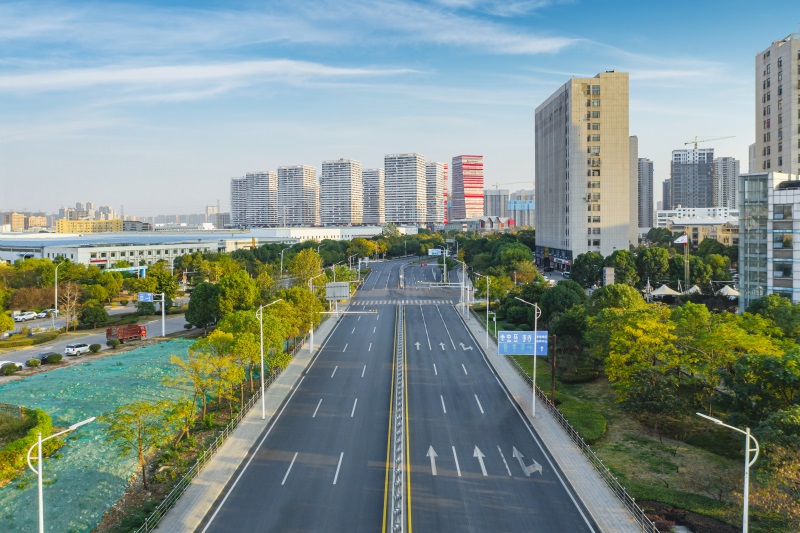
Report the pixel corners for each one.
[404,304,596,532]
[1,314,189,365]
[199,261,400,533]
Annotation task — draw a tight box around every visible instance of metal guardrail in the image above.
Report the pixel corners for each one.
[468,309,659,533]
[389,305,407,532]
[134,370,280,533]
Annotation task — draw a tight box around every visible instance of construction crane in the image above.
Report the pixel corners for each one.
[684,136,735,149]
[492,182,530,190]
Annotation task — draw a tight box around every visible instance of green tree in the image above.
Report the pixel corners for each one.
[696,238,727,258]
[636,247,670,286]
[167,352,213,417]
[186,282,221,333]
[747,294,800,341]
[147,261,179,307]
[495,242,533,271]
[218,270,258,315]
[79,304,109,328]
[165,397,198,449]
[645,227,674,247]
[570,252,604,288]
[288,249,322,286]
[539,280,588,321]
[705,253,732,282]
[0,311,14,334]
[103,399,171,489]
[136,301,156,316]
[723,351,800,424]
[588,284,645,314]
[603,250,639,286]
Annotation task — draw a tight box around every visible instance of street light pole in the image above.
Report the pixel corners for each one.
[53,261,62,331]
[697,413,760,533]
[27,417,95,533]
[456,260,467,316]
[256,299,283,420]
[279,248,286,277]
[515,296,542,418]
[474,273,490,347]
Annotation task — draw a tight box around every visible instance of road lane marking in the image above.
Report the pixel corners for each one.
[351,327,355,334]
[473,446,487,476]
[333,452,344,484]
[462,364,468,375]
[369,342,372,351]
[497,446,512,476]
[419,306,432,349]
[313,399,322,418]
[351,398,358,417]
[435,305,456,348]
[281,452,298,485]
[331,366,338,378]
[362,365,366,377]
[357,316,361,321]
[452,446,461,477]
[427,446,438,475]
[343,344,348,352]
[440,395,446,414]
[474,394,484,414]
[433,363,437,376]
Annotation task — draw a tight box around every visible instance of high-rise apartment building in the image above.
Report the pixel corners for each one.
[384,154,427,225]
[714,157,740,209]
[230,171,278,227]
[425,162,447,225]
[484,189,509,218]
[662,179,672,210]
[320,159,363,225]
[508,189,535,227]
[638,158,654,228]
[278,165,318,226]
[755,32,800,177]
[362,169,385,225]
[450,155,484,219]
[748,143,757,173]
[534,70,631,266]
[670,148,715,208]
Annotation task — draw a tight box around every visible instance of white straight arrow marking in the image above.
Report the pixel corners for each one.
[333,452,344,484]
[439,342,446,350]
[427,446,438,476]
[331,366,338,378]
[351,398,358,418]
[281,452,298,485]
[313,399,322,418]
[440,395,447,414]
[473,446,487,476]
[462,364,468,375]
[497,446,512,476]
[452,446,461,477]
[474,394,484,414]
[415,341,421,350]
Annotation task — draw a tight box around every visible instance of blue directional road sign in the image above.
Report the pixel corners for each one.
[498,331,548,356]
[427,249,442,256]
[137,292,154,303]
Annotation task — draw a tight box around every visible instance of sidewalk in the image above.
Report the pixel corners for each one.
[459,308,643,533]
[154,313,343,533]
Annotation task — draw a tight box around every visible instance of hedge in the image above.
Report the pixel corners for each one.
[0,332,60,349]
[0,409,57,485]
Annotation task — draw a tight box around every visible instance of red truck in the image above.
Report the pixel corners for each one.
[106,324,147,343]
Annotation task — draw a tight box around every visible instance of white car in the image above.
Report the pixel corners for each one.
[0,361,25,371]
[64,343,90,356]
[13,312,38,322]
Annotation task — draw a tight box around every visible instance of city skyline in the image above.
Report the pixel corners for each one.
[1,1,793,215]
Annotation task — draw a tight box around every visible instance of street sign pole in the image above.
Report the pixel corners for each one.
[533,304,541,418]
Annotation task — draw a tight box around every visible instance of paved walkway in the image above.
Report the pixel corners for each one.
[154,314,343,533]
[459,307,644,533]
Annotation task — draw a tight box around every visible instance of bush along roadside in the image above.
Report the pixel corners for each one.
[0,409,57,487]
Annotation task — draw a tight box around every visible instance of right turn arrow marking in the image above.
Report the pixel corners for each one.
[512,446,543,477]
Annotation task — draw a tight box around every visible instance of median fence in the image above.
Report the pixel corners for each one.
[469,309,659,533]
[133,328,315,533]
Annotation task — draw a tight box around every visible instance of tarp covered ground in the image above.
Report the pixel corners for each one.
[0,340,193,532]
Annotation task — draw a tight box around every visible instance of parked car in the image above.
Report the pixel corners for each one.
[30,352,58,364]
[13,311,38,322]
[0,361,24,371]
[64,343,90,356]
[562,271,571,279]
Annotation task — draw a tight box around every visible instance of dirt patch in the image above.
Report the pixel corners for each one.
[643,500,737,533]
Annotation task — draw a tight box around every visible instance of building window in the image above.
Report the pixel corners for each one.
[593,239,601,246]
[774,204,792,220]
[773,232,792,249]
[593,216,601,223]
[591,85,600,95]
[588,239,592,247]
[591,170,601,177]
[591,123,600,130]
[591,111,600,118]
[774,262,793,279]
[90,252,97,258]
[591,134,600,142]
[778,156,783,165]
[593,228,601,234]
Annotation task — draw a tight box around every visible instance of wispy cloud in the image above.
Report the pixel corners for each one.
[434,0,565,17]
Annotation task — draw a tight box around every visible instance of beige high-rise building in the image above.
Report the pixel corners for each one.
[755,32,800,177]
[362,169,385,225]
[320,159,363,225]
[425,162,447,225]
[534,70,631,268]
[384,153,427,225]
[278,165,318,226]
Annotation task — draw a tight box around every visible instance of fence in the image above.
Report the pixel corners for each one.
[0,402,25,419]
[469,309,659,533]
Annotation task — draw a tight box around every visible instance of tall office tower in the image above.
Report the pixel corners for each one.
[638,158,654,228]
[230,171,278,227]
[755,32,800,177]
[277,165,317,226]
[662,179,672,210]
[714,157,740,209]
[384,153,427,225]
[450,155,484,219]
[320,159,363,225]
[629,136,639,242]
[484,189,509,217]
[671,148,714,208]
[748,143,757,173]
[534,70,631,265]
[362,169,385,225]
[425,162,447,224]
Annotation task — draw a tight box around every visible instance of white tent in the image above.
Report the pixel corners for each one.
[652,284,680,296]
[683,285,702,295]
[716,285,740,297]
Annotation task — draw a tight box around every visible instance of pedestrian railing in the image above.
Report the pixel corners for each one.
[468,309,659,533]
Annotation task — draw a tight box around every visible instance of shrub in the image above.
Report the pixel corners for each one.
[202,413,215,429]
[0,409,55,485]
[26,359,41,368]
[560,370,599,384]
[184,324,193,330]
[518,323,531,331]
[558,400,607,444]
[119,299,129,306]
[89,344,101,353]
[46,353,62,364]
[106,339,120,349]
[0,332,60,348]
[1,364,18,376]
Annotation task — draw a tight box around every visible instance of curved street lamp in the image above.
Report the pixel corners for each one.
[256,299,284,419]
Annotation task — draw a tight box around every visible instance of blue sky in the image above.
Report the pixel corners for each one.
[0,0,796,216]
